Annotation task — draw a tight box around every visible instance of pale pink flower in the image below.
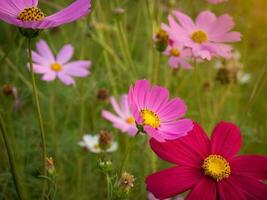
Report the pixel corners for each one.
[128,79,193,142]
[163,42,192,69]
[102,95,138,136]
[0,0,90,29]
[207,0,227,4]
[29,40,91,85]
[162,10,241,60]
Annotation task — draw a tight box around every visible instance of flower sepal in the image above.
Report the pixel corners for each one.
[19,28,41,38]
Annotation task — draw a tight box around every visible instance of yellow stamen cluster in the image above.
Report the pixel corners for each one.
[51,63,62,72]
[170,48,181,57]
[140,109,160,129]
[202,154,231,181]
[17,7,45,21]
[191,30,208,44]
[126,117,135,124]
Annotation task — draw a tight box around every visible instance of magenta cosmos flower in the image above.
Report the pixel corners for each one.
[164,41,192,69]
[29,40,91,85]
[162,11,241,60]
[128,80,193,142]
[146,121,267,200]
[0,0,90,29]
[102,94,138,136]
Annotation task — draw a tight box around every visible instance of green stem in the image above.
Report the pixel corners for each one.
[0,114,25,200]
[27,38,47,197]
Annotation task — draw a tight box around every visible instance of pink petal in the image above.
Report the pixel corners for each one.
[32,51,51,66]
[128,85,142,124]
[29,63,50,74]
[146,166,203,199]
[44,0,91,28]
[63,61,91,69]
[158,98,187,121]
[210,121,242,159]
[110,96,125,118]
[145,126,166,142]
[228,175,267,200]
[230,155,267,180]
[158,119,193,140]
[63,66,89,77]
[42,71,56,82]
[166,16,188,42]
[102,110,130,133]
[56,44,74,64]
[148,86,169,112]
[196,11,216,32]
[218,179,247,200]
[186,177,217,200]
[36,40,55,63]
[133,79,150,109]
[209,14,235,36]
[210,31,241,43]
[21,0,38,7]
[57,72,75,85]
[0,1,22,14]
[172,10,195,33]
[120,94,131,116]
[149,122,209,167]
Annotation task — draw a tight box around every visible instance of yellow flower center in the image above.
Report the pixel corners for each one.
[202,154,231,181]
[51,63,62,72]
[126,117,135,124]
[140,109,160,129]
[170,48,180,57]
[191,30,208,44]
[17,7,45,21]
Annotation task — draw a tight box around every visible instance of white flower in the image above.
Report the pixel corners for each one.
[78,134,118,153]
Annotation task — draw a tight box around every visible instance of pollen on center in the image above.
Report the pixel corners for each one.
[191,30,208,44]
[140,109,160,129]
[51,63,62,72]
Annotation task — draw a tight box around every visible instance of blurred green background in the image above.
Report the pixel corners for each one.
[0,0,267,199]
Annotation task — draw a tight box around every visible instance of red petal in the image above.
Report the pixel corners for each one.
[146,166,203,199]
[218,179,247,200]
[229,175,267,199]
[150,122,210,167]
[230,155,267,180]
[186,177,217,200]
[210,122,242,159]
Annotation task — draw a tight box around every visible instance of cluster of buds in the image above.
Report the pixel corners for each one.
[119,172,135,193]
[2,84,22,111]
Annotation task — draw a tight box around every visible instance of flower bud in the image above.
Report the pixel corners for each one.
[119,172,135,193]
[99,130,113,150]
[154,29,169,52]
[46,157,55,176]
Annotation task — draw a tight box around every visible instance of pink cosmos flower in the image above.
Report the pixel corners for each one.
[128,79,193,142]
[102,94,138,136]
[146,121,267,199]
[0,0,90,29]
[207,0,227,4]
[163,42,192,69]
[29,40,91,85]
[162,11,241,60]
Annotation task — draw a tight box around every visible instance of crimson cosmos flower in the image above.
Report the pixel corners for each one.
[146,122,267,200]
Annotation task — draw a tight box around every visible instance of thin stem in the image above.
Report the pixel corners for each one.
[0,114,25,200]
[27,38,47,197]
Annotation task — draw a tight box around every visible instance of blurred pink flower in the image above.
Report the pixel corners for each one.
[163,42,192,69]
[128,79,193,142]
[0,0,90,29]
[162,10,241,60]
[102,94,138,136]
[29,40,91,85]
[207,0,227,4]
